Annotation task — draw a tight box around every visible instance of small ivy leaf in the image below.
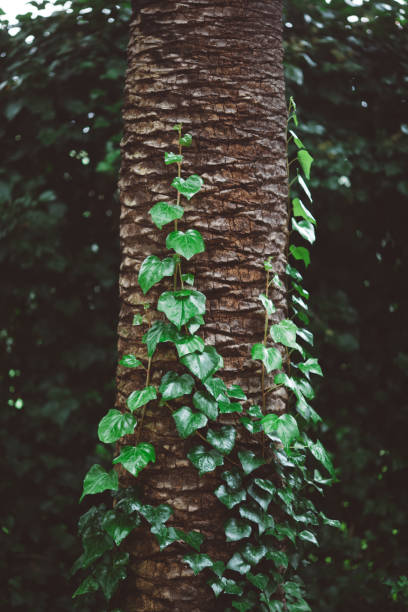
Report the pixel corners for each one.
[150,525,179,551]
[80,465,118,502]
[292,281,310,300]
[158,289,206,329]
[164,151,183,165]
[139,503,173,527]
[264,257,273,271]
[73,575,100,598]
[187,314,204,334]
[214,484,246,509]
[297,358,323,378]
[286,263,303,282]
[138,255,175,294]
[132,313,143,326]
[166,229,205,260]
[176,529,205,552]
[251,343,282,373]
[179,133,193,147]
[92,550,129,601]
[206,425,236,455]
[241,542,267,566]
[292,198,316,225]
[297,174,312,202]
[112,443,156,478]
[204,376,229,402]
[182,272,195,285]
[289,129,304,149]
[238,450,265,475]
[127,386,157,413]
[75,507,114,570]
[172,174,203,200]
[273,273,284,289]
[318,511,342,529]
[211,560,226,578]
[149,201,184,229]
[208,576,243,598]
[258,293,275,315]
[98,409,137,444]
[175,334,205,357]
[290,245,310,268]
[239,503,274,536]
[307,438,335,477]
[225,518,252,542]
[299,530,319,546]
[248,404,263,418]
[102,510,139,546]
[218,400,243,414]
[262,413,300,449]
[247,571,269,591]
[270,318,298,349]
[232,598,255,611]
[266,548,289,569]
[193,390,218,421]
[118,354,142,368]
[247,482,274,511]
[296,396,322,424]
[221,469,243,490]
[297,149,314,180]
[275,523,297,544]
[227,384,247,400]
[142,320,179,357]
[254,478,277,497]
[292,218,316,244]
[172,123,182,131]
[172,406,208,439]
[159,371,194,401]
[183,553,213,575]
[240,416,262,434]
[181,345,223,382]
[292,295,308,312]
[227,552,251,575]
[187,444,224,476]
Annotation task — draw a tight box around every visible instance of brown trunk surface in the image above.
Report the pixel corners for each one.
[115,1,288,610]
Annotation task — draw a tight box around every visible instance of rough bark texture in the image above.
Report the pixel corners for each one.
[115,1,288,610]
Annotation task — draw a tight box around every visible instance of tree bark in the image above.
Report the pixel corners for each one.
[116,1,288,610]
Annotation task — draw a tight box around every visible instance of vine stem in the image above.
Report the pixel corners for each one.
[135,356,152,445]
[173,126,183,291]
[261,268,270,458]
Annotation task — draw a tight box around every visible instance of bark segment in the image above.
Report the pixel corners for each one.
[116,1,287,609]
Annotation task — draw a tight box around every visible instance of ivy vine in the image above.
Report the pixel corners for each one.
[73,100,339,611]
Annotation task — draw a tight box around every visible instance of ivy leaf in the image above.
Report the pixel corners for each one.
[187,314,204,334]
[208,576,243,598]
[214,484,246,509]
[142,320,179,357]
[132,313,143,326]
[183,553,213,575]
[206,425,236,455]
[232,598,255,612]
[80,465,118,502]
[98,409,137,444]
[127,386,157,413]
[172,174,203,200]
[227,552,251,575]
[275,523,297,545]
[221,469,243,490]
[172,406,208,439]
[319,511,342,529]
[150,525,179,551]
[266,548,289,569]
[299,530,318,546]
[112,443,156,477]
[261,413,300,448]
[292,198,316,225]
[181,345,223,382]
[159,371,194,400]
[270,319,298,348]
[182,272,195,285]
[247,571,269,591]
[218,400,243,414]
[297,327,314,346]
[241,542,267,566]
[139,503,173,527]
[258,293,275,315]
[292,218,316,244]
[307,439,335,476]
[164,152,183,165]
[187,444,224,476]
[149,201,184,229]
[292,281,310,300]
[175,334,205,357]
[75,507,114,570]
[73,575,100,598]
[297,149,314,179]
[227,384,247,400]
[92,550,129,601]
[297,358,323,378]
[158,289,206,329]
[286,263,303,282]
[247,482,274,511]
[193,390,218,421]
[290,245,310,268]
[254,478,277,497]
[118,354,142,368]
[239,503,275,536]
[166,229,205,260]
[251,343,282,373]
[296,396,322,424]
[238,450,265,475]
[204,376,229,402]
[138,255,175,294]
[179,133,193,147]
[225,518,252,542]
[102,510,139,546]
[289,129,304,148]
[248,405,263,418]
[298,174,312,202]
[176,529,205,552]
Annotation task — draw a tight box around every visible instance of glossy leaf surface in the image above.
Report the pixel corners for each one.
[149,201,184,229]
[166,229,205,260]
[98,409,137,444]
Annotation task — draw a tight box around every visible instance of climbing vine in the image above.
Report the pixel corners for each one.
[73,100,339,610]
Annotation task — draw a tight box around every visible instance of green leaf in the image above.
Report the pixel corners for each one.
[139,503,173,527]
[225,518,252,542]
[173,123,182,131]
[261,413,300,448]
[142,320,179,357]
[251,343,282,373]
[80,465,118,502]
[297,174,312,202]
[75,507,114,569]
[239,503,274,535]
[299,530,318,546]
[127,386,157,413]
[290,245,310,268]
[270,319,298,349]
[214,484,246,509]
[119,354,142,368]
[187,444,224,476]
[187,314,204,334]
[296,396,322,424]
[132,314,143,326]
[182,272,195,285]
[208,576,243,597]
[166,229,205,260]
[247,571,269,591]
[181,346,223,382]
[247,482,274,511]
[286,263,303,282]
[173,406,208,439]
[102,510,139,546]
[307,439,335,476]
[204,376,229,402]
[172,174,203,200]
[289,129,304,149]
[179,133,193,147]
[98,409,137,444]
[297,358,323,378]
[112,443,156,477]
[273,273,284,289]
[297,149,314,179]
[241,542,267,565]
[222,469,243,490]
[227,553,251,575]
[266,548,289,569]
[92,550,129,600]
[259,293,275,315]
[297,327,314,346]
[292,218,316,244]
[292,198,315,225]
[158,289,206,329]
[164,152,183,165]
[218,400,243,414]
[193,390,218,421]
[150,525,179,550]
[228,384,247,400]
[248,405,263,418]
[275,523,297,544]
[318,511,341,529]
[176,529,205,552]
[232,598,255,612]
[254,478,277,496]
[138,255,175,294]
[183,553,213,575]
[206,425,236,455]
[73,575,100,598]
[238,450,265,475]
[149,201,184,229]
[159,371,194,400]
[175,334,205,357]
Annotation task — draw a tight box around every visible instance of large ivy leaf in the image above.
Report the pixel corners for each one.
[181,345,223,382]
[92,550,129,601]
[139,503,173,528]
[149,201,184,229]
[98,409,137,443]
[241,542,267,566]
[222,469,243,490]
[214,484,246,509]
[227,552,251,575]
[183,553,213,575]
[187,314,205,334]
[261,413,300,448]
[247,482,274,511]
[80,465,118,502]
[307,439,335,476]
[172,406,208,439]
[292,218,316,244]
[292,198,315,225]
[297,358,323,378]
[175,334,205,357]
[218,400,243,414]
[193,390,218,421]
[225,518,252,542]
[172,174,203,200]
[142,320,179,357]
[138,255,175,294]
[127,386,157,413]
[102,510,139,546]
[187,444,224,476]
[204,377,229,402]
[206,425,236,455]
[112,443,156,477]
[159,371,194,400]
[166,229,205,260]
[251,343,282,373]
[270,319,298,348]
[158,289,206,329]
[238,450,265,475]
[75,507,114,570]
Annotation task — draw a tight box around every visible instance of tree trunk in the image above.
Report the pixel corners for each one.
[116,1,288,610]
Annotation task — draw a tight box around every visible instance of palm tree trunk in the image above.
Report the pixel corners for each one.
[116,1,288,609]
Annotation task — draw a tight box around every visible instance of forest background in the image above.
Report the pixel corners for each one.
[0,0,407,610]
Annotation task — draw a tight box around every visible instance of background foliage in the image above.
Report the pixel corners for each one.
[0,0,407,609]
